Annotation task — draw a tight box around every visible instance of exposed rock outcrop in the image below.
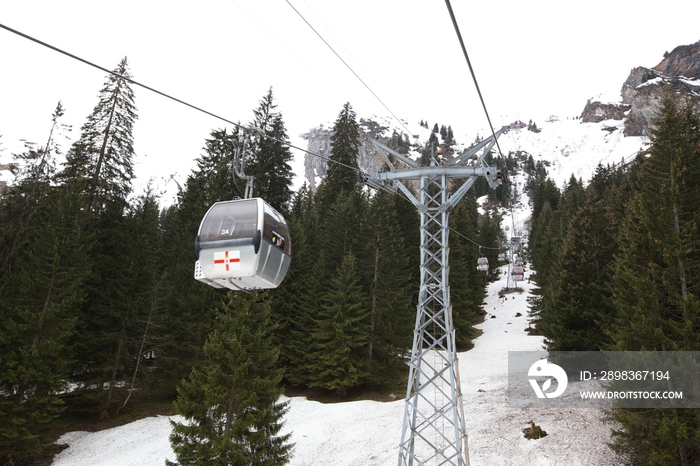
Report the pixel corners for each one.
[580,100,630,123]
[302,119,399,191]
[653,41,700,79]
[580,41,700,137]
[620,41,700,136]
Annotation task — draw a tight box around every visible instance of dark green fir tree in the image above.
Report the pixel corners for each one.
[160,128,240,385]
[0,103,82,464]
[58,56,137,213]
[449,197,487,349]
[269,185,319,386]
[55,57,142,415]
[608,93,700,465]
[247,88,294,215]
[169,294,293,466]
[361,190,414,382]
[315,102,361,209]
[307,254,370,396]
[543,185,619,351]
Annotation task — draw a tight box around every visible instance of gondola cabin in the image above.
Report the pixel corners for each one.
[477,257,489,272]
[498,253,507,262]
[511,266,524,281]
[194,198,292,291]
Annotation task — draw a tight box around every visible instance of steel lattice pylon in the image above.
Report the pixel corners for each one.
[367,127,508,466]
[399,172,467,466]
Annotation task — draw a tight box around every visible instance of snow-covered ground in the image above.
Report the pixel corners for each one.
[498,118,644,188]
[51,206,623,466]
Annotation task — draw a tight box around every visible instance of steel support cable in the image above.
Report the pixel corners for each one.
[283,0,415,138]
[0,21,361,176]
[443,0,509,184]
[2,21,499,253]
[230,0,347,106]
[450,227,501,250]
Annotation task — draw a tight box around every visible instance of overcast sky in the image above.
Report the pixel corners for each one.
[1,0,699,191]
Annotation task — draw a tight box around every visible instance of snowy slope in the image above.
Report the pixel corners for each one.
[51,169,626,465]
[498,117,645,188]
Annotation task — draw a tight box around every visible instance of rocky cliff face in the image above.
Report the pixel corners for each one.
[580,100,630,123]
[302,118,399,191]
[621,63,700,136]
[581,40,700,137]
[653,41,700,79]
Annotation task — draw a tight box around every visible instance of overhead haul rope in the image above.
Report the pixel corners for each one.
[443,0,522,249]
[0,22,361,176]
[451,227,502,250]
[283,0,415,139]
[443,0,508,177]
[1,21,499,252]
[286,0,510,251]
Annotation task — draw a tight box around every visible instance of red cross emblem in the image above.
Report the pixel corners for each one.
[214,250,240,271]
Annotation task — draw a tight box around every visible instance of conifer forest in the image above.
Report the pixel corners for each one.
[1,58,699,466]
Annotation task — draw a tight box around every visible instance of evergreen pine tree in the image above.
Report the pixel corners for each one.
[58,57,137,213]
[528,200,564,335]
[611,93,700,352]
[608,93,700,465]
[271,185,332,387]
[0,101,70,285]
[316,102,361,209]
[420,134,440,166]
[54,58,142,414]
[525,154,536,174]
[108,189,165,411]
[160,129,239,386]
[247,88,294,214]
[390,187,421,344]
[285,188,369,388]
[446,125,455,144]
[169,294,293,466]
[449,197,487,349]
[360,190,414,382]
[543,185,619,351]
[0,188,85,463]
[315,189,366,279]
[0,103,83,463]
[560,175,585,222]
[528,176,560,260]
[307,254,370,396]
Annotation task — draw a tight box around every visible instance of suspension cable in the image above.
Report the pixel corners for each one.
[0,21,363,176]
[2,21,502,252]
[284,0,415,138]
[443,0,509,181]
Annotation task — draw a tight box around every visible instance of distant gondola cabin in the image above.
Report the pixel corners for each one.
[511,266,524,281]
[194,198,291,291]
